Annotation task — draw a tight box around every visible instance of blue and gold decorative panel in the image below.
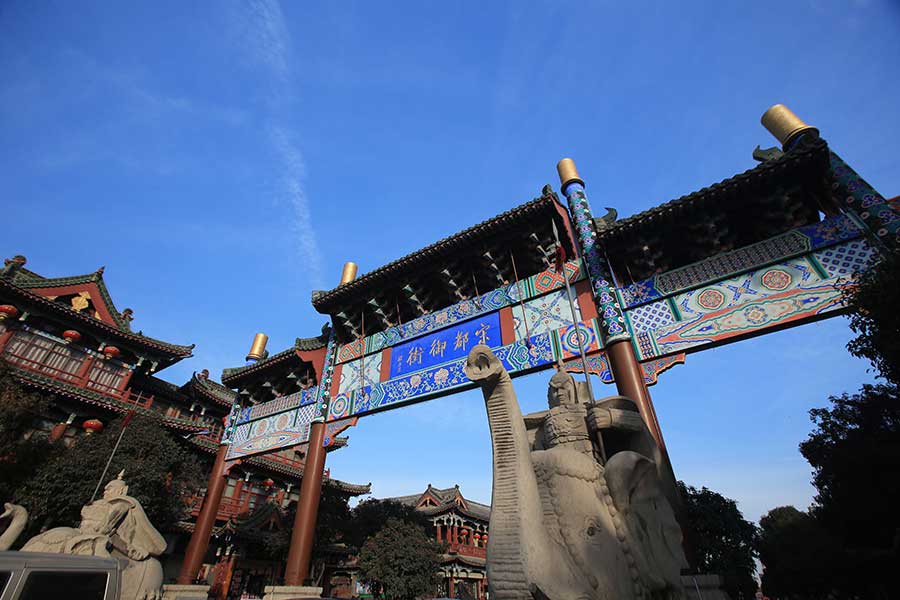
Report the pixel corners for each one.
[830,151,900,248]
[552,319,602,359]
[634,279,846,360]
[227,402,319,460]
[563,184,630,343]
[336,315,609,421]
[626,300,676,333]
[674,258,819,319]
[388,312,502,379]
[620,215,863,308]
[336,260,585,363]
[326,391,352,421]
[511,289,582,339]
[236,389,315,425]
[812,239,875,279]
[338,353,383,395]
[348,331,556,418]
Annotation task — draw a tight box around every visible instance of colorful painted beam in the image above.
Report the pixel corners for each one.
[326,314,604,421]
[335,259,585,363]
[619,215,863,309]
[627,237,874,360]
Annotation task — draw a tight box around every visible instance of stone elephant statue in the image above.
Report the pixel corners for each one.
[464,345,685,600]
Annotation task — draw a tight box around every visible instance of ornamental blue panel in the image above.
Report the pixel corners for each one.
[388,312,502,379]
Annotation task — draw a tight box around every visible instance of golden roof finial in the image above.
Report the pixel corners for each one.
[761,104,818,149]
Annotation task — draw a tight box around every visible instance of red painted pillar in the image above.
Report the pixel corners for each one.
[449,577,455,598]
[284,420,327,585]
[452,525,458,545]
[436,524,442,543]
[178,443,230,584]
[606,340,666,450]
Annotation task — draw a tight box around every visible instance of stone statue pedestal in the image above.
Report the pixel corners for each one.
[263,584,323,600]
[161,583,210,600]
[681,574,731,600]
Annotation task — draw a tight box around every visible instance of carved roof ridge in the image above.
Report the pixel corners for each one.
[599,137,830,240]
[311,188,561,312]
[220,328,329,385]
[0,274,194,357]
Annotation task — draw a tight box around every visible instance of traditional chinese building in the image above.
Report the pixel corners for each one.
[0,255,370,600]
[389,485,490,600]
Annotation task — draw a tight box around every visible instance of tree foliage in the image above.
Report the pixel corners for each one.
[0,364,58,501]
[800,384,900,551]
[757,506,843,600]
[342,498,431,550]
[844,249,900,385]
[314,485,354,549]
[677,482,758,600]
[14,412,203,537]
[357,517,442,600]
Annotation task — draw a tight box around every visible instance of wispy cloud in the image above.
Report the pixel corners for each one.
[1,46,249,175]
[228,0,324,288]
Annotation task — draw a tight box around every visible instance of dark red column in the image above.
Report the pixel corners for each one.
[606,340,666,450]
[284,420,327,585]
[178,443,229,584]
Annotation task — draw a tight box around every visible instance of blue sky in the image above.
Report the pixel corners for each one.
[2,1,898,522]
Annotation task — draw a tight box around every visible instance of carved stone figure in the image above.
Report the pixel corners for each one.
[0,503,28,551]
[464,346,685,600]
[5,472,167,600]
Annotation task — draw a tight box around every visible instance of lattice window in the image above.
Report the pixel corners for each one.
[86,360,128,396]
[2,330,86,383]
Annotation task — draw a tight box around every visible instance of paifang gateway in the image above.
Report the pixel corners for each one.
[1,104,897,599]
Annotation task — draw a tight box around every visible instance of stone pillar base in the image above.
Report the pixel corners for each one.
[161,583,211,600]
[263,585,323,600]
[681,574,731,600]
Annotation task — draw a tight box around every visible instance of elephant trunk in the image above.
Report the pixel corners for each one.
[0,503,28,551]
[465,346,548,600]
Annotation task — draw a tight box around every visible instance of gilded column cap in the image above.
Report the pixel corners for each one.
[340,262,358,285]
[557,158,585,191]
[246,332,269,362]
[761,104,819,149]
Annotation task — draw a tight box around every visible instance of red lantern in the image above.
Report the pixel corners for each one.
[0,305,19,321]
[263,478,275,489]
[103,346,120,359]
[82,419,104,434]
[62,330,82,343]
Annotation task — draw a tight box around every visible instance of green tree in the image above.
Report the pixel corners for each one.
[357,517,442,600]
[790,385,900,599]
[757,506,843,600]
[677,482,758,600]
[314,485,353,548]
[342,498,431,550]
[231,485,354,562]
[15,412,203,537]
[844,249,900,386]
[800,384,900,551]
[0,364,58,501]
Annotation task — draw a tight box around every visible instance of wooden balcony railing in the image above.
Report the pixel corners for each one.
[447,543,487,559]
[188,493,247,521]
[3,346,155,409]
